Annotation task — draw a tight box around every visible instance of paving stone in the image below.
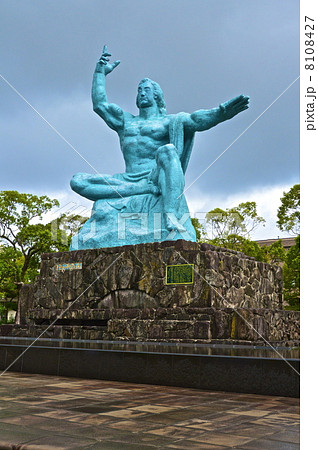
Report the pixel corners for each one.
[187,431,255,446]
[18,434,97,449]
[0,372,299,449]
[268,430,300,444]
[236,437,300,449]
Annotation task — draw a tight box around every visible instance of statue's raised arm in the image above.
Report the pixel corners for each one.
[92,46,124,132]
[185,94,249,132]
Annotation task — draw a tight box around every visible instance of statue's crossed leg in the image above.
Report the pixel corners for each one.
[71,143,186,232]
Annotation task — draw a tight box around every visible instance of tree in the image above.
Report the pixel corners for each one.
[204,201,266,258]
[0,246,23,299]
[194,201,287,264]
[262,239,287,265]
[276,184,300,309]
[50,213,88,251]
[206,201,265,244]
[0,190,87,300]
[283,235,300,310]
[277,184,300,235]
[191,218,207,241]
[202,202,265,260]
[0,191,60,285]
[215,234,268,261]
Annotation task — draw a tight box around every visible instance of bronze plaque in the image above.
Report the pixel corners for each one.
[166,264,194,285]
[55,262,82,271]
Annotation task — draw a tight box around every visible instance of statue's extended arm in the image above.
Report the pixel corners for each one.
[185,95,249,132]
[92,46,124,131]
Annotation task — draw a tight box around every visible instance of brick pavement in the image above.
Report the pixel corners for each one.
[0,372,299,449]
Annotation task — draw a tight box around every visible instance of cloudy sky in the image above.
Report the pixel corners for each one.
[0,0,299,239]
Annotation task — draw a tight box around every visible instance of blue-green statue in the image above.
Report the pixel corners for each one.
[70,46,249,250]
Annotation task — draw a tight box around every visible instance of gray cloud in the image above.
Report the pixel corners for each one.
[0,0,299,201]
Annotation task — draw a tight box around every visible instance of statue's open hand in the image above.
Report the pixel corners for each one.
[96,45,120,75]
[219,95,249,121]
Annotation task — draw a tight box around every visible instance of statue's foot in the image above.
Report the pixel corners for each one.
[137,179,160,196]
[148,183,160,196]
[166,215,187,233]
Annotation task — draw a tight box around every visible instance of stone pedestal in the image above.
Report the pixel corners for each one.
[12,240,299,345]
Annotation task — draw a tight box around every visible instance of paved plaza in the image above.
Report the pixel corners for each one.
[0,372,299,449]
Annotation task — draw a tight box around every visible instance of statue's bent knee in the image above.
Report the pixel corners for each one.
[156,144,178,165]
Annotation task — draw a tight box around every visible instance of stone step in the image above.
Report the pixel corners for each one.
[11,305,300,344]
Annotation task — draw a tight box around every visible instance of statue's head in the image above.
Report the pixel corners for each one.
[136,78,167,114]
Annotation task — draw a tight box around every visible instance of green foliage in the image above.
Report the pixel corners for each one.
[277,184,300,235]
[283,235,300,310]
[208,234,286,264]
[206,201,265,241]
[0,246,23,299]
[202,201,267,261]
[0,190,87,300]
[209,234,266,261]
[0,302,7,323]
[50,213,88,252]
[191,200,289,265]
[0,190,59,266]
[262,240,286,265]
[0,190,59,233]
[191,218,206,242]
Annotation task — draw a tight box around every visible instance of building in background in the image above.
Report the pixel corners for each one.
[255,237,296,251]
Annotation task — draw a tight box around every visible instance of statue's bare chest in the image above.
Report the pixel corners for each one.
[124,117,169,140]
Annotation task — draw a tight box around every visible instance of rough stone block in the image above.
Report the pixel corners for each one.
[7,240,299,345]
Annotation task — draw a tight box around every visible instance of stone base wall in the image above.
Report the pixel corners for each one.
[8,240,299,346]
[27,240,283,313]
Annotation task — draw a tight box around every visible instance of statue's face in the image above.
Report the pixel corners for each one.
[137,81,156,108]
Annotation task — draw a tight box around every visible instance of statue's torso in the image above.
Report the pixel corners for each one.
[120,115,171,173]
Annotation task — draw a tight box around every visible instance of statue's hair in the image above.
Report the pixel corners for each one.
[136,78,167,115]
